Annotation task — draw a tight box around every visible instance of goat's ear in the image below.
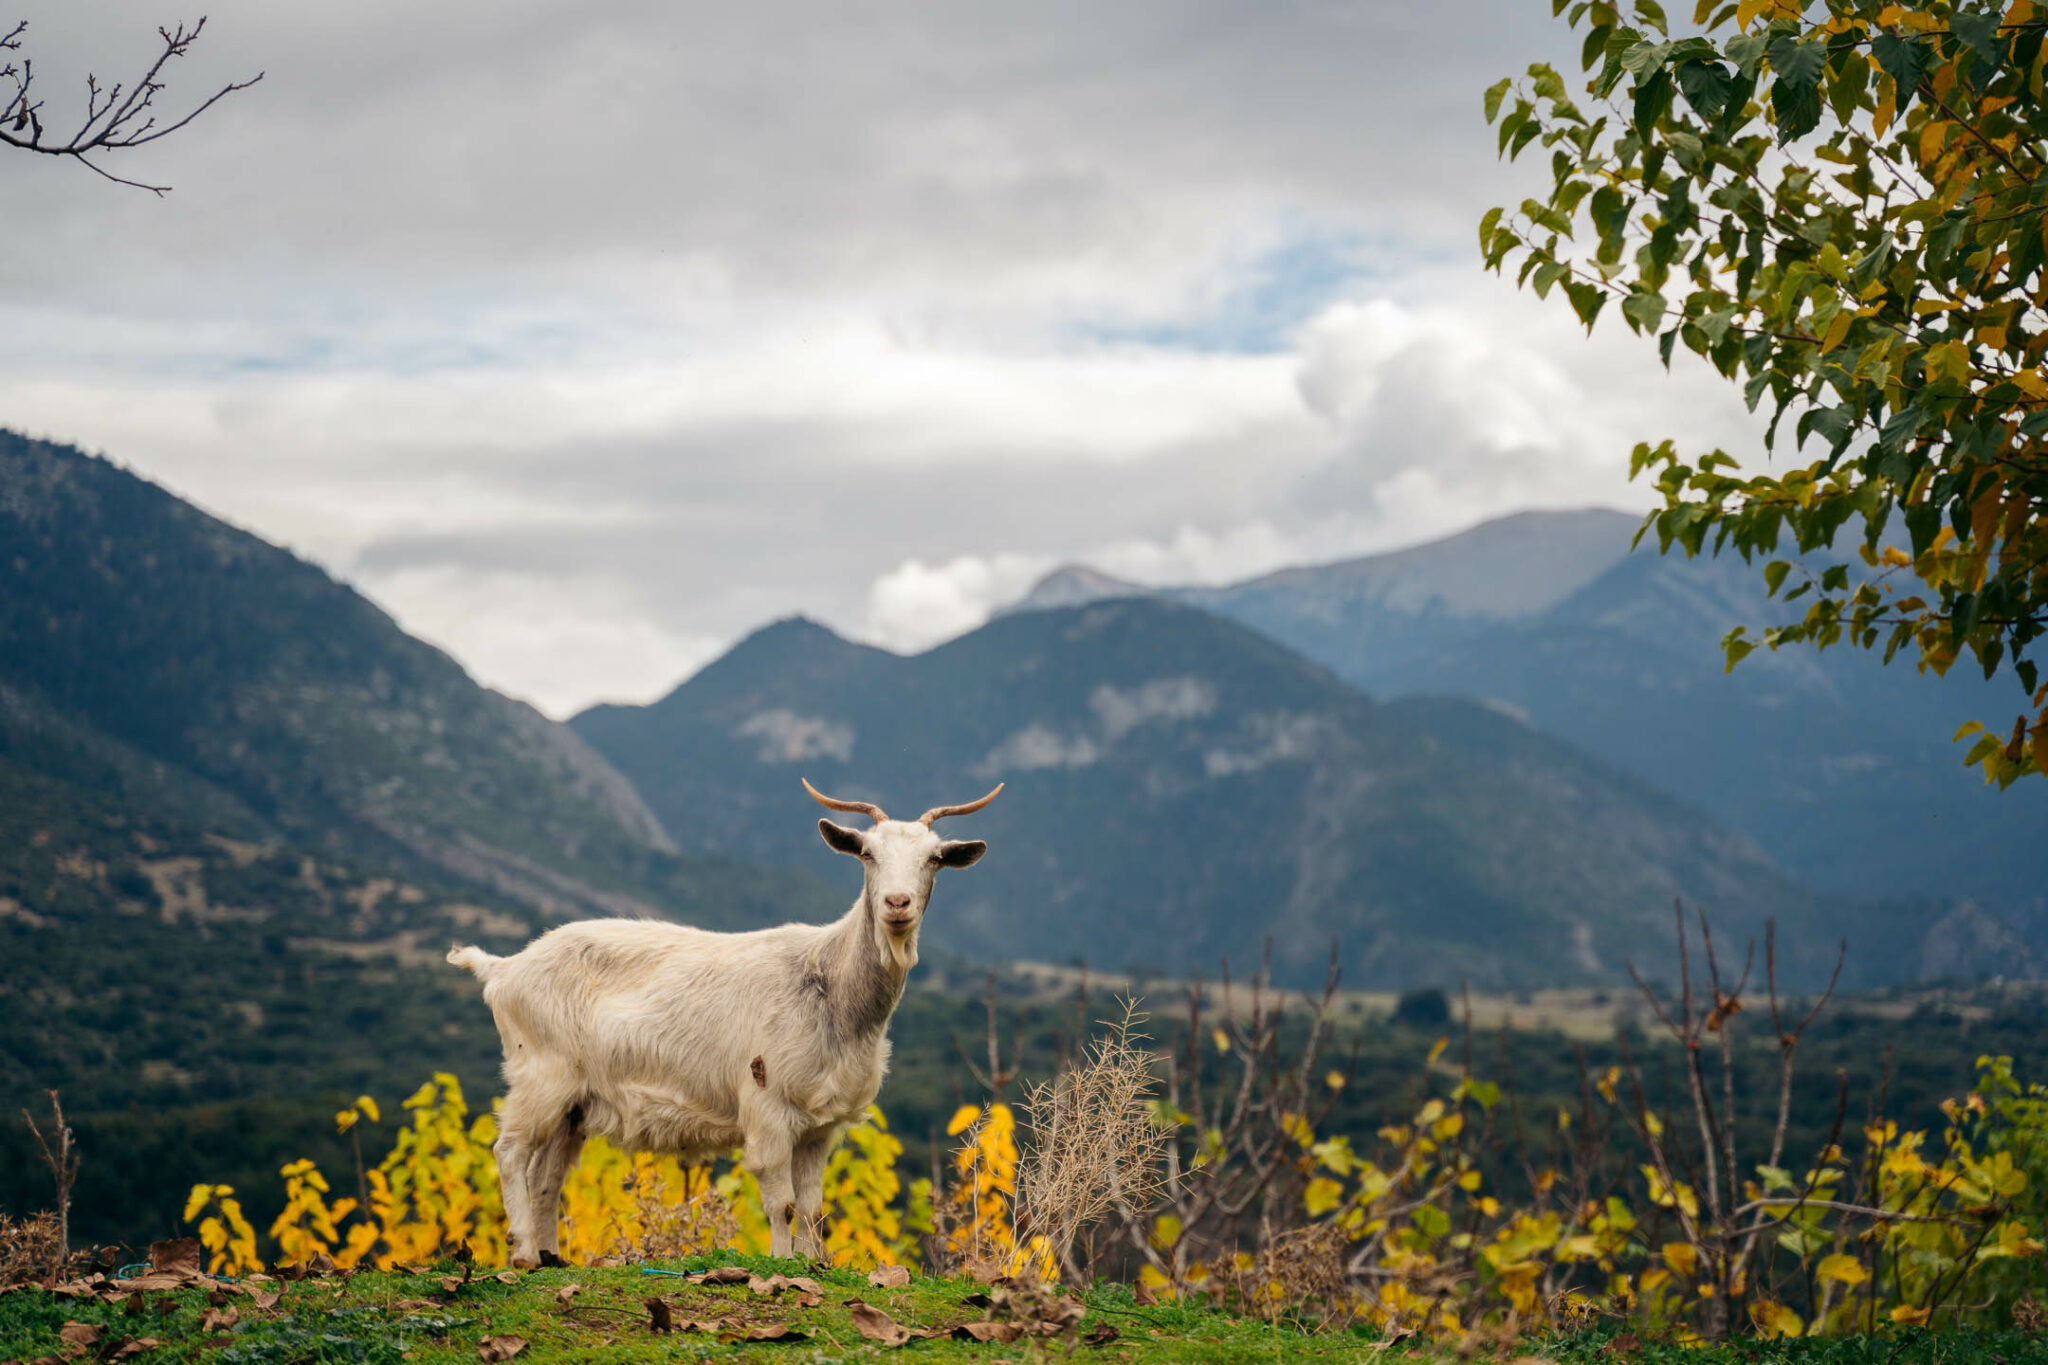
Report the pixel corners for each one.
[818,819,866,857]
[935,839,987,869]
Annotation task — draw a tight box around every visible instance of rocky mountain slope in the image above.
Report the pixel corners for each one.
[1009,509,2048,931]
[573,599,1907,990]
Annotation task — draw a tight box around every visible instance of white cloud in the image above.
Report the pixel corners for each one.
[863,553,1053,653]
[0,1,1773,715]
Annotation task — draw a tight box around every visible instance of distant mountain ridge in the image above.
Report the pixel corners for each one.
[1003,508,2048,931]
[0,430,835,929]
[572,598,1930,990]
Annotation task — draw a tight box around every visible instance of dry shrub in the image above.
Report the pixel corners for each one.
[1015,1001,1168,1284]
[614,1169,738,1261]
[1232,1222,1358,1330]
[0,1210,65,1287]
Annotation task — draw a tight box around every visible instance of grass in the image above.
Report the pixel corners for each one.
[6,1256,2047,1364]
[0,1252,1367,1364]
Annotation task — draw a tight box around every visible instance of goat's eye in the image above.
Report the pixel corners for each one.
[859,851,874,862]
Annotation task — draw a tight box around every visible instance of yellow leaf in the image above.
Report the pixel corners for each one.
[1212,1029,1231,1054]
[357,1096,380,1123]
[1662,1241,1698,1278]
[1304,1177,1346,1216]
[1891,1305,1931,1325]
[1817,1252,1867,1285]
[945,1104,981,1137]
[1820,310,1853,353]
[1324,1070,1346,1091]
[1150,1214,1183,1250]
[1754,1301,1804,1338]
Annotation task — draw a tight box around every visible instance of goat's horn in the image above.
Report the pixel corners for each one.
[918,783,1004,826]
[802,777,889,824]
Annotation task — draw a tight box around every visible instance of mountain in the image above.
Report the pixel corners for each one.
[0,431,832,926]
[1006,509,2048,929]
[0,430,844,1233]
[572,599,1917,991]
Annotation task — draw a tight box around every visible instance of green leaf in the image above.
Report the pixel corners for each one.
[1484,77,1513,123]
[1621,288,1667,333]
[1763,560,1791,596]
[1675,58,1735,119]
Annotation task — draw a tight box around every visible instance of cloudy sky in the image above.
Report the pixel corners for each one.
[1,1,1768,716]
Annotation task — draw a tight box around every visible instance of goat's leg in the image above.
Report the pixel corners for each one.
[524,1119,584,1266]
[789,1133,836,1261]
[494,1129,537,1269]
[743,1129,799,1260]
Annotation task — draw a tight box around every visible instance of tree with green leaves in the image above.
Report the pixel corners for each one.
[1483,0,2048,784]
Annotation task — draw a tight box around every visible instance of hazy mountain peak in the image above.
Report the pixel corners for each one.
[1005,564,1147,615]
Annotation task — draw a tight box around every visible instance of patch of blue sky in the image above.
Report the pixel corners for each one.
[1080,229,1383,355]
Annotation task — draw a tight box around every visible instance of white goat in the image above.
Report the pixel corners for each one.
[446,777,1000,1266]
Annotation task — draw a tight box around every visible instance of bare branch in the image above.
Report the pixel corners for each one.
[0,16,261,195]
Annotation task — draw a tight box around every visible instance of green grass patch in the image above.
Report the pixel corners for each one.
[7,1258,2046,1363]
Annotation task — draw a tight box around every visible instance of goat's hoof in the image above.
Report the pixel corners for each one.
[538,1250,567,1268]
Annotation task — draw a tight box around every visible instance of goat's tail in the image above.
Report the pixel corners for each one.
[447,944,503,980]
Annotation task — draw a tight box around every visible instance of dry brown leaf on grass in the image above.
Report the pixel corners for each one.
[476,1334,526,1361]
[1083,1319,1120,1346]
[492,1271,519,1285]
[123,1292,146,1317]
[58,1322,103,1348]
[244,1287,281,1311]
[847,1301,912,1347]
[146,1241,202,1281]
[106,1336,160,1361]
[954,1320,1026,1343]
[553,1284,582,1307]
[867,1265,911,1289]
[197,1308,238,1333]
[692,1266,751,1285]
[391,1299,442,1311]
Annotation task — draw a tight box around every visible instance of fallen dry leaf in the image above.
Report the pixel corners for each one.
[1603,1334,1641,1357]
[645,1296,674,1333]
[960,1291,993,1308]
[146,1240,202,1282]
[306,1252,338,1278]
[724,1323,805,1342]
[107,1337,160,1361]
[244,1287,282,1311]
[867,1265,911,1289]
[58,1323,104,1348]
[438,1277,464,1295]
[124,1293,146,1318]
[955,1321,1027,1343]
[400,1263,432,1276]
[554,1284,582,1307]
[492,1271,519,1285]
[1083,1319,1120,1346]
[693,1266,751,1285]
[847,1301,910,1347]
[1132,1278,1157,1307]
[476,1335,526,1362]
[197,1308,239,1333]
